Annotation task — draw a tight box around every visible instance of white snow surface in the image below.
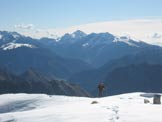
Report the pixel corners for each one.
[113,36,139,47]
[71,33,76,38]
[0,93,162,122]
[12,33,20,39]
[82,43,89,47]
[0,42,36,50]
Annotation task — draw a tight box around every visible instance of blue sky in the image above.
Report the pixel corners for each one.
[0,0,162,29]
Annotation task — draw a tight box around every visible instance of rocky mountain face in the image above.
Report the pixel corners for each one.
[0,68,91,97]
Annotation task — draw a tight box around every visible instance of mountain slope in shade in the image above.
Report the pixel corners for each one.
[104,63,162,95]
[21,68,52,82]
[69,48,162,93]
[0,68,91,97]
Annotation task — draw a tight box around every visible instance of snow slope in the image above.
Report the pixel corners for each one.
[113,36,139,47]
[0,93,162,122]
[0,42,36,50]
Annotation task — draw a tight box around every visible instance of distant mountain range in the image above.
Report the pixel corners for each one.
[1,30,162,96]
[48,30,157,67]
[0,31,92,79]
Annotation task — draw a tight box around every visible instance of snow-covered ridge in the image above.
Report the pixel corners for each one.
[0,93,161,122]
[0,42,36,50]
[113,36,139,47]
[11,33,21,39]
[81,35,140,48]
[71,30,87,38]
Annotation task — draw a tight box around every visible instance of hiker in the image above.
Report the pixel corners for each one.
[98,82,105,97]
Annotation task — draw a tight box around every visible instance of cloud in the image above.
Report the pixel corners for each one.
[54,18,162,45]
[14,24,34,30]
[15,18,162,46]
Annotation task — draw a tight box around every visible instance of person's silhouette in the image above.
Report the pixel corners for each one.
[98,82,105,97]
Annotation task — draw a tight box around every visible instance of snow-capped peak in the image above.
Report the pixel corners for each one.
[10,32,22,39]
[71,30,87,38]
[0,31,24,43]
[113,36,139,47]
[0,42,36,50]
